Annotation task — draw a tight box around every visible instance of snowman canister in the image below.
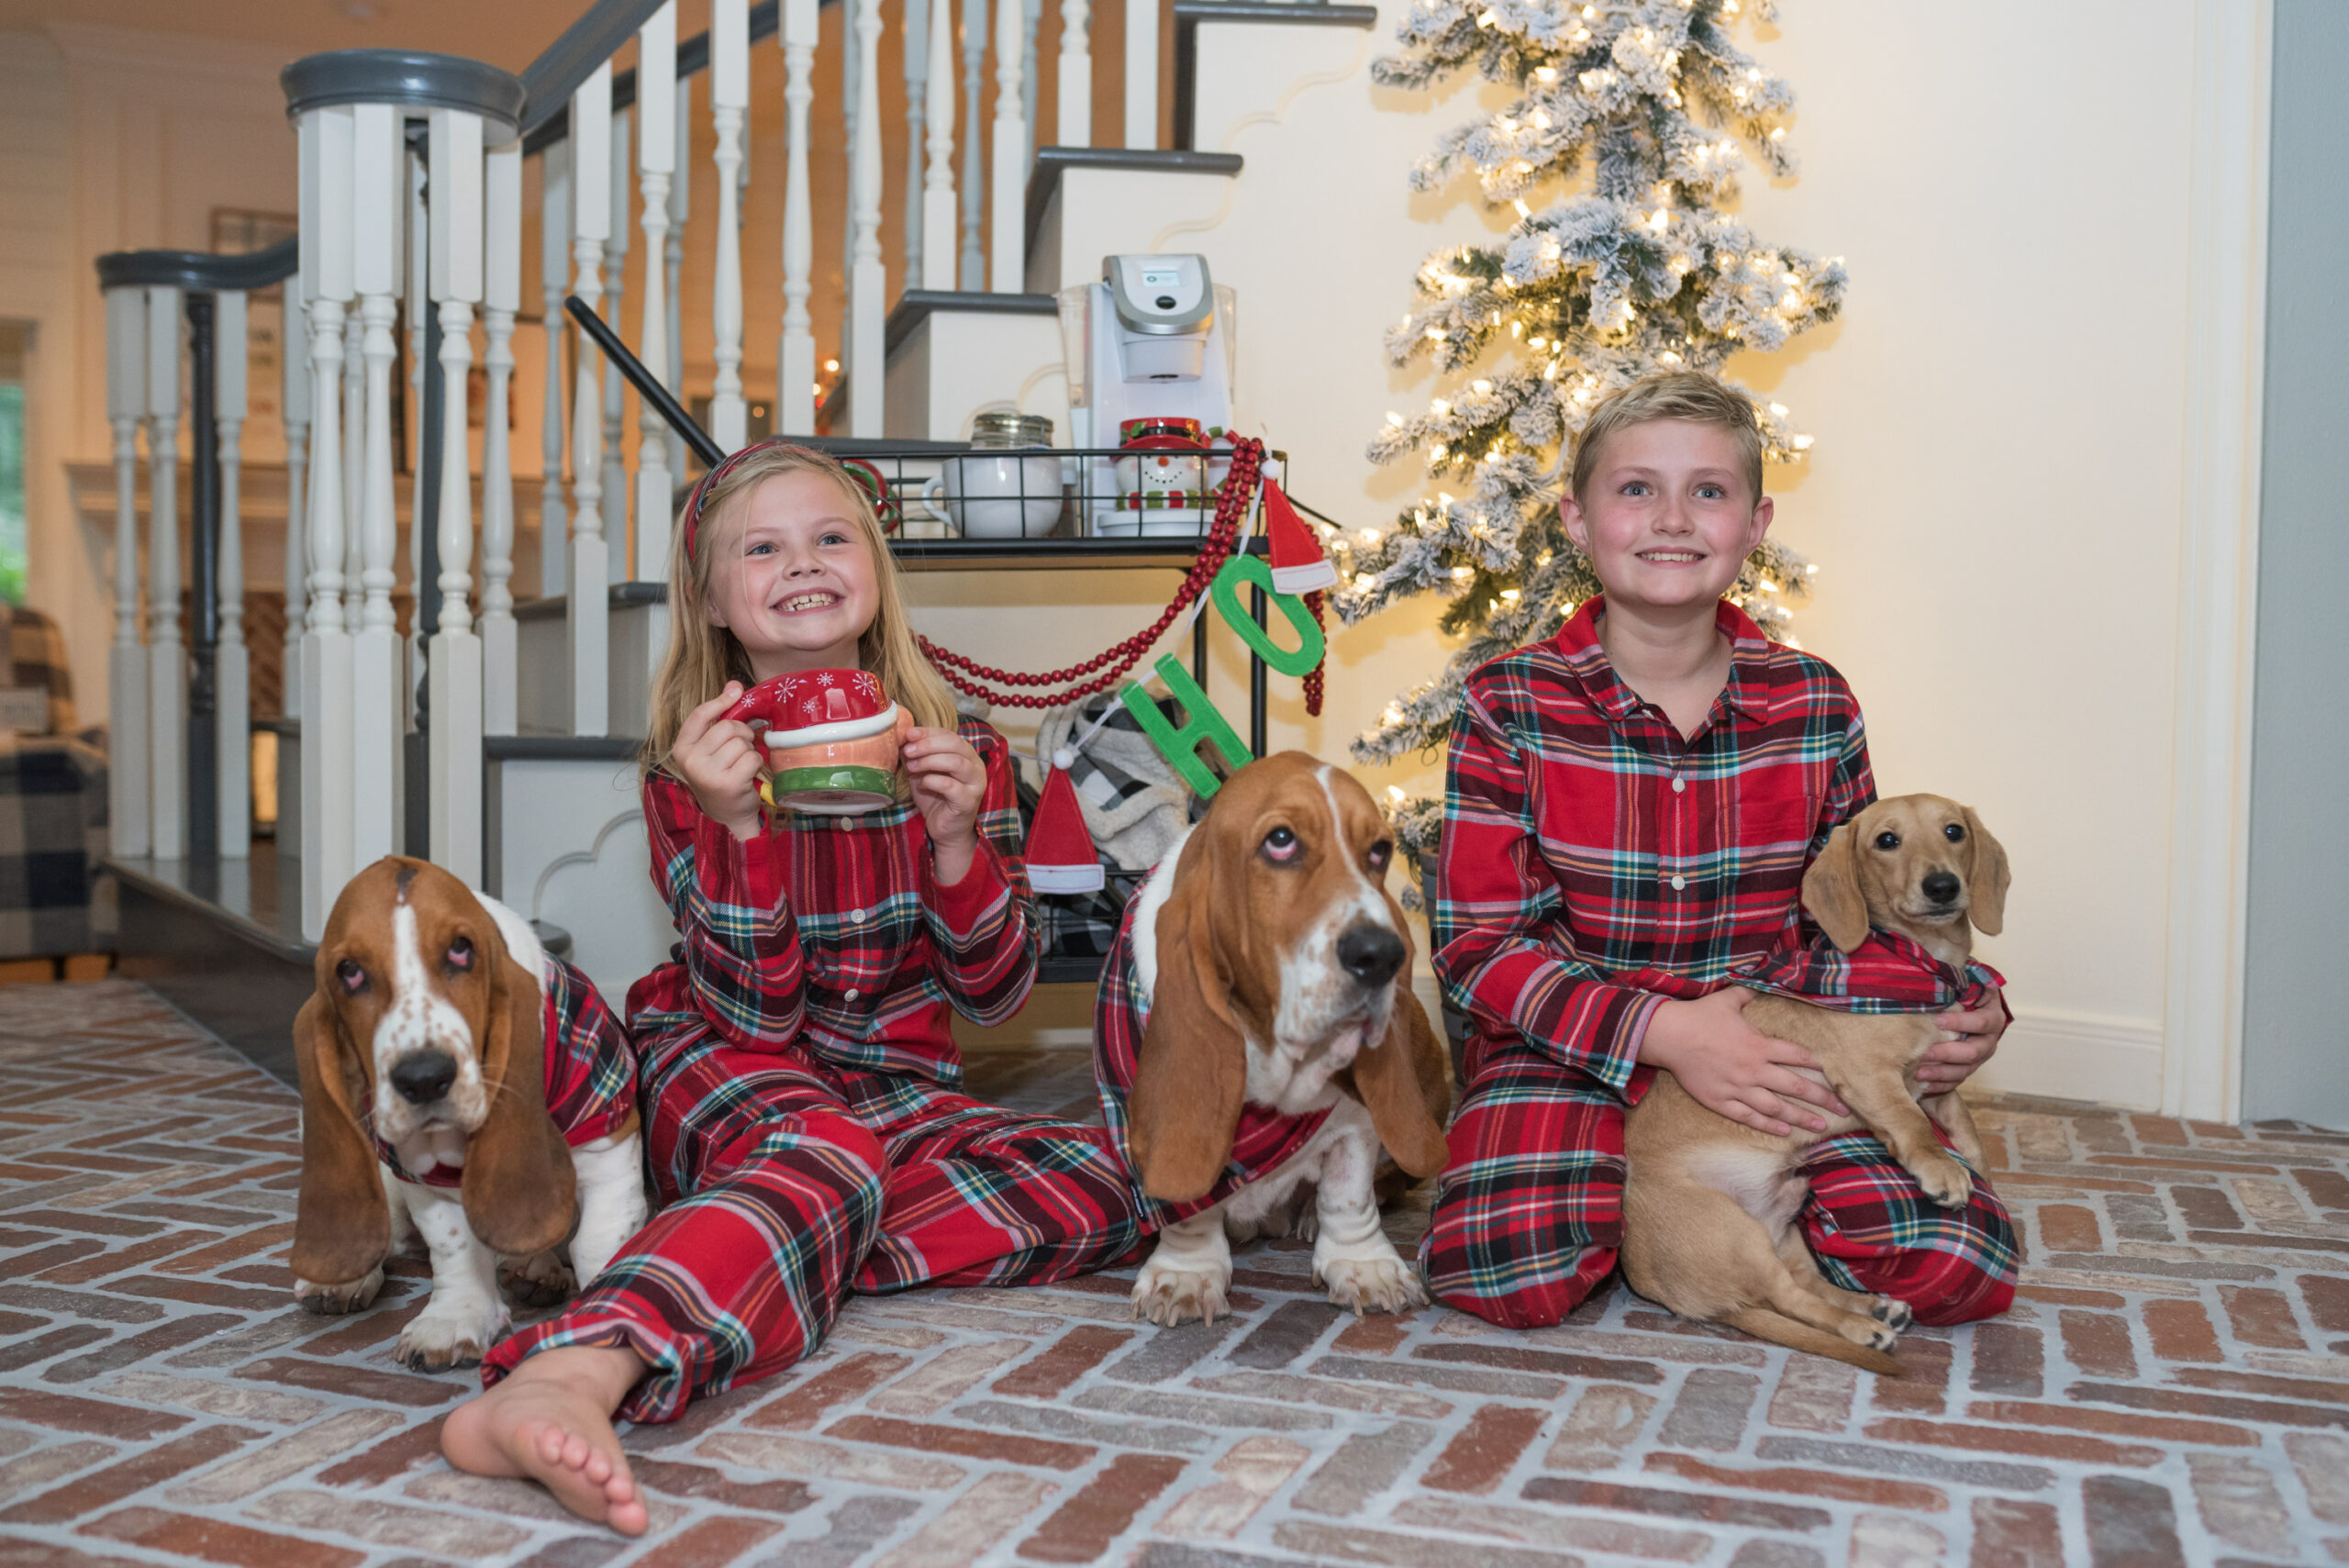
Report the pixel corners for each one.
[722,669,903,815]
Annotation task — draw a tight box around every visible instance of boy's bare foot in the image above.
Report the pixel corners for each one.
[441,1344,651,1535]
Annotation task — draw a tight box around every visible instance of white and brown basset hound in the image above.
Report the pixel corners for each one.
[291,857,648,1370]
[1096,751,1453,1326]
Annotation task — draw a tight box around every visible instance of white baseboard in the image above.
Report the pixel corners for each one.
[1970,1006,2164,1111]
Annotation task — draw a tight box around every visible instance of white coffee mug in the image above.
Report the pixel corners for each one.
[919,452,1064,539]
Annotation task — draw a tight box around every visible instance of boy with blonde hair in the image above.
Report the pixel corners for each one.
[1422,372,2016,1328]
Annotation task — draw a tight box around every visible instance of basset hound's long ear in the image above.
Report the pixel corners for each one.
[459,945,577,1259]
[1962,806,2010,937]
[1347,976,1452,1180]
[1801,821,1872,953]
[290,992,390,1286]
[1130,839,1249,1205]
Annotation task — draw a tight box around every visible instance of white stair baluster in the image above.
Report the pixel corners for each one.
[298,105,357,937]
[841,0,860,294]
[602,106,631,571]
[991,0,1026,290]
[215,288,250,860]
[1059,0,1091,146]
[1022,0,1041,166]
[960,0,987,289]
[282,265,308,726]
[351,101,402,869]
[483,137,522,736]
[429,107,486,883]
[710,0,749,451]
[104,286,149,859]
[665,81,689,481]
[635,4,676,578]
[540,139,571,597]
[778,0,818,434]
[850,0,885,435]
[923,0,958,289]
[904,0,929,277]
[571,66,612,736]
[341,310,362,612]
[146,285,184,862]
[404,148,429,736]
[1125,0,1155,149]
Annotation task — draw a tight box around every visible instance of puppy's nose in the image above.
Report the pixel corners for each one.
[389,1051,458,1106]
[1336,924,1406,988]
[1920,871,1962,906]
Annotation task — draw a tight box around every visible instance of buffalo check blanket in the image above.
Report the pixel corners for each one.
[0,735,112,957]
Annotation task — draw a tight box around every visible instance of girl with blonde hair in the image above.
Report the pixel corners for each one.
[443,439,1148,1534]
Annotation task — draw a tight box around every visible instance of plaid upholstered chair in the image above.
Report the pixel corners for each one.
[1,604,78,736]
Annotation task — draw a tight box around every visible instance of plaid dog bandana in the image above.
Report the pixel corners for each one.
[1735,927,2003,1015]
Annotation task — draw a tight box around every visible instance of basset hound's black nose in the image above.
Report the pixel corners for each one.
[1337,924,1406,989]
[389,1050,458,1106]
[1920,871,1962,906]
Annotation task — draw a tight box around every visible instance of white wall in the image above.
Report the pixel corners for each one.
[1072,0,2220,1109]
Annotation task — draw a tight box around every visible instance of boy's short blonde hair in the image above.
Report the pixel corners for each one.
[1570,371,1765,505]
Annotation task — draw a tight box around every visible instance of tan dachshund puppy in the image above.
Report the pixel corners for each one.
[292,858,646,1370]
[1621,795,2010,1373]
[1100,752,1452,1326]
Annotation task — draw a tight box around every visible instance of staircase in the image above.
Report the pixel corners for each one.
[93,0,1381,1065]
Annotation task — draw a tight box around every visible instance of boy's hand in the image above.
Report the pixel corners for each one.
[673,682,766,840]
[1920,986,2008,1089]
[1640,989,1851,1138]
[903,722,985,884]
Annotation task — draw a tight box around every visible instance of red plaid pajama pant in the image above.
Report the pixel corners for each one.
[1419,1054,2019,1329]
[481,1029,1148,1423]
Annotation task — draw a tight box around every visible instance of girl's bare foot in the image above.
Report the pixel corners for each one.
[441,1344,651,1534]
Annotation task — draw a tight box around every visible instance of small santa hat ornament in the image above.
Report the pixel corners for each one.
[1026,752,1106,895]
[1263,477,1340,595]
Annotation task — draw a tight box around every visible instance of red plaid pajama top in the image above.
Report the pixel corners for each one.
[1434,595,1874,1091]
[1422,597,2016,1329]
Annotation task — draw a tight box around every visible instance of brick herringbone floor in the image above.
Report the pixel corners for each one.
[5,983,2348,1566]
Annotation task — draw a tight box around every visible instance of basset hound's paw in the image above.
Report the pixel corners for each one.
[396,1300,512,1372]
[1318,1254,1426,1318]
[500,1250,577,1309]
[295,1266,385,1316]
[1130,1261,1231,1327]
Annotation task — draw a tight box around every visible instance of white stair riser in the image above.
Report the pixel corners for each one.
[1025,167,1236,295]
[484,754,677,1003]
[517,597,668,740]
[885,311,1070,441]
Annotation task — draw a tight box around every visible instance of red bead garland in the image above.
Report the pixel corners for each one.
[918,437,1268,711]
[1303,590,1327,717]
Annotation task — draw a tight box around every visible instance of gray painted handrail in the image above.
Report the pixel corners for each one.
[281,49,528,139]
[96,239,299,294]
[518,0,675,139]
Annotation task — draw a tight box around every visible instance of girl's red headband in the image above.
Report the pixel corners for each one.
[680,440,898,565]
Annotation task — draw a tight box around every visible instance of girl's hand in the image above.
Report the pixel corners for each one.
[902,723,986,883]
[1639,988,1852,1137]
[1920,986,2008,1089]
[673,682,766,840]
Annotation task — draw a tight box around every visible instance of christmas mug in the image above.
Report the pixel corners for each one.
[722,668,903,815]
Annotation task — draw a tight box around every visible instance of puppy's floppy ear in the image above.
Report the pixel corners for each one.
[1962,806,2010,937]
[1346,984,1452,1179]
[460,948,578,1258]
[291,992,390,1285]
[1130,842,1248,1205]
[1802,821,1872,952]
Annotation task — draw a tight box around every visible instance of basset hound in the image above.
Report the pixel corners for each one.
[290,857,648,1370]
[1095,751,1453,1326]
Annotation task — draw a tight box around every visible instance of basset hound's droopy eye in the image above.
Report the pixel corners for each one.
[1366,840,1394,873]
[446,934,474,973]
[1943,822,1967,843]
[1262,825,1301,864]
[335,958,368,995]
[1873,830,1901,851]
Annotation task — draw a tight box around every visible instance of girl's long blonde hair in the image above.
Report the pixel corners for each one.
[640,442,961,776]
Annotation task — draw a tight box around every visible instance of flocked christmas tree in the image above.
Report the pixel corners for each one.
[1336,0,1846,865]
